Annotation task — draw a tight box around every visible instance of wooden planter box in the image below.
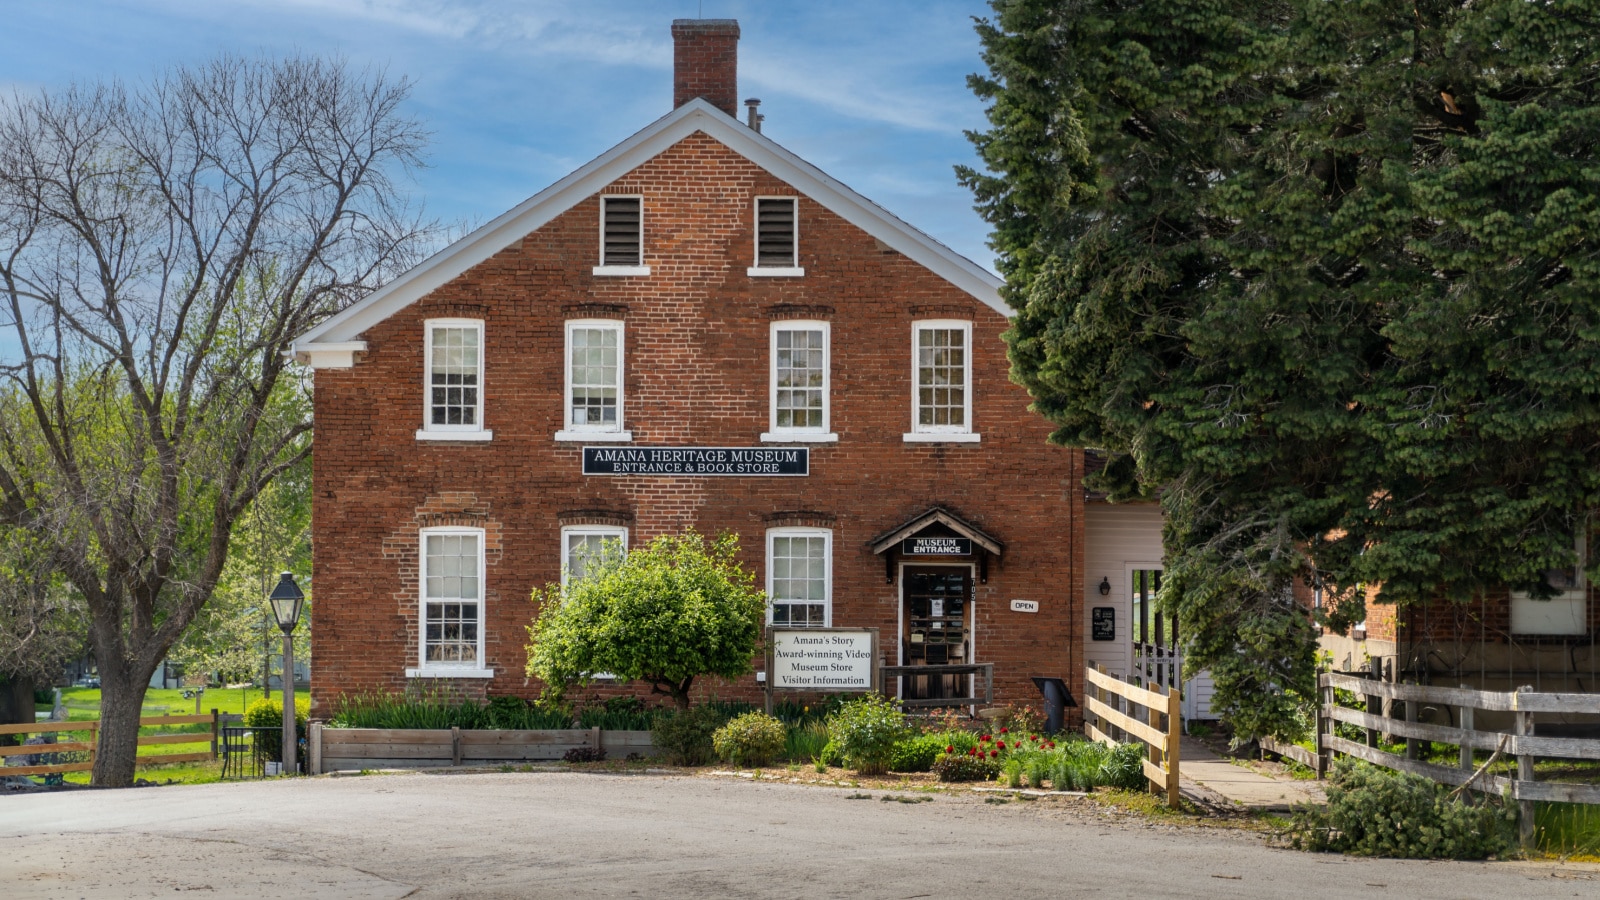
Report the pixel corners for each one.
[310,725,657,773]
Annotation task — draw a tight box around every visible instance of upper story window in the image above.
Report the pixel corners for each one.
[748,197,803,277]
[1511,532,1590,636]
[767,527,831,627]
[562,526,628,586]
[409,527,491,678]
[762,321,835,443]
[594,195,649,276]
[417,319,492,442]
[556,320,630,441]
[905,320,978,442]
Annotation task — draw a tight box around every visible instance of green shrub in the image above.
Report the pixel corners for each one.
[818,738,844,768]
[889,733,946,773]
[243,696,310,764]
[934,729,980,756]
[932,751,1001,782]
[712,712,787,767]
[1286,759,1516,859]
[650,704,731,766]
[784,720,830,763]
[1099,742,1147,791]
[827,694,912,776]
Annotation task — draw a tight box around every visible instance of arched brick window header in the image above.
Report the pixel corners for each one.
[559,508,635,528]
[763,509,836,529]
[765,303,834,320]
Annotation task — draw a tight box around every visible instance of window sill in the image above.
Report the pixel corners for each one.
[416,429,493,442]
[747,266,805,278]
[405,667,495,679]
[760,432,838,443]
[555,430,633,442]
[902,432,981,443]
[592,265,651,277]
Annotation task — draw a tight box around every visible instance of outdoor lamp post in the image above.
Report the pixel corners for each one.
[268,572,304,775]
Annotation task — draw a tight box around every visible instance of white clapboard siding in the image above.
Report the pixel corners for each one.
[1084,502,1216,720]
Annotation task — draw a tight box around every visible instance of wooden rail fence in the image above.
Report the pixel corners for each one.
[0,712,220,777]
[1085,665,1181,808]
[1299,672,1600,845]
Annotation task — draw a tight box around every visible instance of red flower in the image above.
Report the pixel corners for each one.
[989,749,998,758]
[967,747,976,756]
[997,740,1006,750]
[1031,735,1039,742]
[981,734,991,742]
[1047,741,1056,749]
[1000,728,1009,734]
[945,746,954,754]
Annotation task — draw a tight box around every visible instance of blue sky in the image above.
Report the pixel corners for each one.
[1,0,1001,273]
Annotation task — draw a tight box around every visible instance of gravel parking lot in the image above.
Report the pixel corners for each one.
[2,770,1596,899]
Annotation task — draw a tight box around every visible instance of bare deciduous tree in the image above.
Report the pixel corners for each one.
[0,55,432,785]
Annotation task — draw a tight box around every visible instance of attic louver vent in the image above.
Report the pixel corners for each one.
[601,196,642,266]
[756,198,797,267]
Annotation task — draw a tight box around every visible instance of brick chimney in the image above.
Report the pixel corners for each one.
[672,19,739,117]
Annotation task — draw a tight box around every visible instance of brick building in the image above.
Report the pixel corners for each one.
[292,19,1103,718]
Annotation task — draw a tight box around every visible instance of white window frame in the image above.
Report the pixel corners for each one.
[555,319,632,441]
[408,526,493,678]
[1511,533,1590,636]
[904,319,979,443]
[593,194,650,276]
[416,318,492,442]
[762,320,836,443]
[747,196,804,277]
[560,525,629,587]
[766,527,832,627]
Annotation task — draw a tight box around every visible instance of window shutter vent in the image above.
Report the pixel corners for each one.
[601,197,641,266]
[757,198,797,267]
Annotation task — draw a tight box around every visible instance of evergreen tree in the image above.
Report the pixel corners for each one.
[962,0,1600,738]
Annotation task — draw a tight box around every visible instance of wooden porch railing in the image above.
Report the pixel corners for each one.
[879,663,994,709]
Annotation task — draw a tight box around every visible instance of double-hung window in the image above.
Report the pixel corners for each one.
[767,528,831,627]
[762,321,834,442]
[418,319,491,441]
[409,527,491,678]
[905,320,978,442]
[557,320,629,440]
[562,526,628,586]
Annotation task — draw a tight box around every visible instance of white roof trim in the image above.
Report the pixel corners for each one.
[292,99,1004,356]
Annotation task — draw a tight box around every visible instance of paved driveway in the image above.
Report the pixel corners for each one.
[1,771,1594,899]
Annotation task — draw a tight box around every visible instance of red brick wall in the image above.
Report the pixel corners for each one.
[672,19,740,117]
[309,133,1085,719]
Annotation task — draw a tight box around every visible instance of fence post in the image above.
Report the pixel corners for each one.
[1315,675,1331,779]
[1366,657,1381,748]
[210,709,220,760]
[309,722,323,775]
[1458,685,1474,774]
[1147,693,1162,798]
[451,726,462,767]
[1514,686,1536,849]
[1404,687,1419,761]
[1165,683,1181,809]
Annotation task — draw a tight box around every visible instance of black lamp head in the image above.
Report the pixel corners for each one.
[1098,576,1111,596]
[268,572,305,632]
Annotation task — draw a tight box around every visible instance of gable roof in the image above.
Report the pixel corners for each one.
[870,505,1004,558]
[292,98,1004,362]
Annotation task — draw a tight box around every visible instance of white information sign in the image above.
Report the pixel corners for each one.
[1010,599,1039,614]
[769,629,876,691]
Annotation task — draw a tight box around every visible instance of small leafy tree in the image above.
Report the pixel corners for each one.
[525,531,765,710]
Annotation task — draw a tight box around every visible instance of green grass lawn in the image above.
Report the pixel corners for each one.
[22,686,288,785]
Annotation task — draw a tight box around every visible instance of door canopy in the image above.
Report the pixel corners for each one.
[870,506,1003,583]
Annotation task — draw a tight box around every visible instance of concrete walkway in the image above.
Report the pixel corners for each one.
[1180,741,1324,812]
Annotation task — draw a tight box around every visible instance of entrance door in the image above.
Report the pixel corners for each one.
[901,566,972,700]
